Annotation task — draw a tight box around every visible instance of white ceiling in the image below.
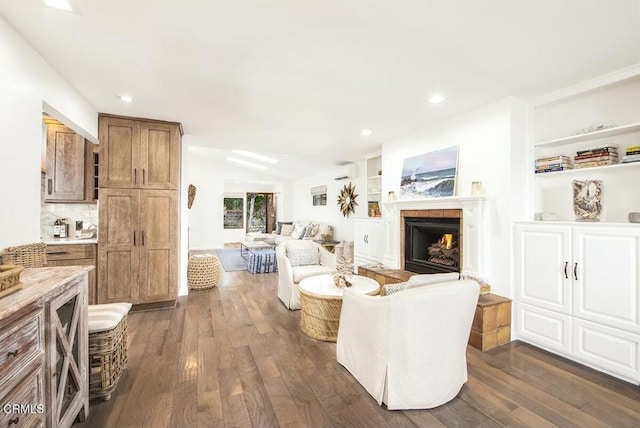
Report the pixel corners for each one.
[1,0,639,179]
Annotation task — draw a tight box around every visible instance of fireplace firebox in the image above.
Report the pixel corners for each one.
[404,217,460,274]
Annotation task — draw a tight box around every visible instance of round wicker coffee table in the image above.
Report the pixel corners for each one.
[298,274,380,342]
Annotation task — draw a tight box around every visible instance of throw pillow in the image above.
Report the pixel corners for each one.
[405,272,460,290]
[280,224,295,236]
[291,224,306,240]
[303,223,318,239]
[381,282,407,296]
[287,247,319,267]
[275,221,293,235]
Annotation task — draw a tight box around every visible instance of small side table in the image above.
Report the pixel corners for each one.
[469,293,512,351]
[313,240,341,253]
[187,254,221,289]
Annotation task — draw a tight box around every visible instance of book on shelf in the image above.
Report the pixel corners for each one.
[622,154,640,163]
[574,154,618,163]
[535,163,572,170]
[574,159,618,168]
[575,144,618,155]
[535,155,571,163]
[575,148,618,157]
[535,166,572,174]
[625,145,640,152]
[625,150,640,156]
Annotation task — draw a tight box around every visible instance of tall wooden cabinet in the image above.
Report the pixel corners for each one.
[98,115,181,306]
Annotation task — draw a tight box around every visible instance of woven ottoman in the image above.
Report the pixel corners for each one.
[247,249,278,274]
[188,254,221,289]
[88,303,132,401]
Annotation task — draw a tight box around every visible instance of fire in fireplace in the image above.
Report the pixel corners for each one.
[404,217,460,274]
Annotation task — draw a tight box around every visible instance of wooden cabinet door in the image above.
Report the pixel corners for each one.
[514,224,572,315]
[139,122,180,189]
[99,117,140,189]
[573,226,640,333]
[366,219,382,261]
[138,190,178,303]
[98,189,140,304]
[45,124,86,201]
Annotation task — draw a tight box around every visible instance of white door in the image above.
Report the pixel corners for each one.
[514,224,572,314]
[366,220,382,262]
[354,219,368,264]
[572,227,640,333]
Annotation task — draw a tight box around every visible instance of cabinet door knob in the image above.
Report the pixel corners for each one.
[7,349,18,358]
[141,230,145,246]
[134,168,137,184]
[47,179,52,195]
[564,261,568,279]
[133,231,136,246]
[573,262,578,281]
[143,168,146,185]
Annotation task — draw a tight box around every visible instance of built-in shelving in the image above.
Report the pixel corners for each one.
[531,70,640,223]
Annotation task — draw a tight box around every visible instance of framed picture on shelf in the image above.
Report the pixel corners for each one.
[368,201,381,217]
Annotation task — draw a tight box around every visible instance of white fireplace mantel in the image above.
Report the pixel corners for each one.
[379,196,493,281]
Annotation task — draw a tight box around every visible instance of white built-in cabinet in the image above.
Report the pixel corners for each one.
[514,222,640,384]
[354,218,382,266]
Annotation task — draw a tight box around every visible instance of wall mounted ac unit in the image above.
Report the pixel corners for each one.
[334,163,358,181]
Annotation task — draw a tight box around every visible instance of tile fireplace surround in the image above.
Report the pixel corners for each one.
[380,196,492,281]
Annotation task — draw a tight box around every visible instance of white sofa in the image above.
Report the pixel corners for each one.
[246,221,333,246]
[336,276,479,410]
[276,240,336,310]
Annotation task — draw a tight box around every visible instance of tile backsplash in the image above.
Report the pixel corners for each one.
[40,175,98,240]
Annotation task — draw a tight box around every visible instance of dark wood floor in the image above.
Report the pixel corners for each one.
[76,268,640,427]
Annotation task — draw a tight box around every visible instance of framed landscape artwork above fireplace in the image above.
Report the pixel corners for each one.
[400,145,459,199]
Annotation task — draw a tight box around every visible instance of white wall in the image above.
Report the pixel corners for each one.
[381,97,529,298]
[0,16,97,248]
[187,148,284,249]
[287,162,366,241]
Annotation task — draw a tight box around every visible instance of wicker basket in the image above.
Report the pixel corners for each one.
[89,315,128,400]
[0,265,24,298]
[0,242,47,268]
[187,254,221,289]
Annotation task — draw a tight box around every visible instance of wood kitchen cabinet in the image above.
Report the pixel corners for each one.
[46,244,97,305]
[98,188,178,305]
[99,115,180,190]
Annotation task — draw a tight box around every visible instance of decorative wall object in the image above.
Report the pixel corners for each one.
[337,182,358,217]
[187,184,197,209]
[223,197,244,229]
[573,180,602,221]
[400,145,459,199]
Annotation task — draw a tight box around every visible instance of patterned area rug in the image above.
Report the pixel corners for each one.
[215,248,247,272]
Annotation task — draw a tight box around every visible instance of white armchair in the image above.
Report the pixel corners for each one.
[276,240,336,310]
[336,279,479,410]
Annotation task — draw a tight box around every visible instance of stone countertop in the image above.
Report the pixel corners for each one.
[45,238,97,245]
[0,265,92,320]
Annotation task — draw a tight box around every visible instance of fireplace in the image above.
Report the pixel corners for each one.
[404,217,461,274]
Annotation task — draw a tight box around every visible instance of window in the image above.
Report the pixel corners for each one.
[311,185,327,206]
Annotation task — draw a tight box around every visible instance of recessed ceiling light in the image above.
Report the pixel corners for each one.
[118,95,134,103]
[227,157,268,170]
[427,94,446,104]
[42,0,75,12]
[231,150,278,164]
[360,129,373,137]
